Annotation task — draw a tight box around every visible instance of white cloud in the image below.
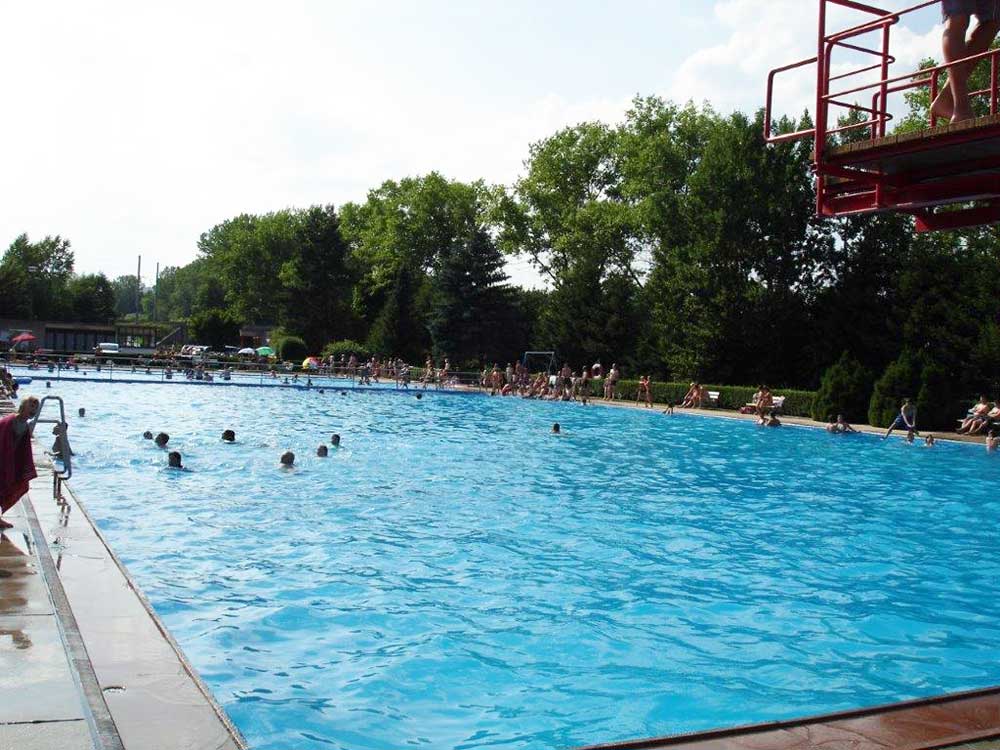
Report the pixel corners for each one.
[668,0,941,123]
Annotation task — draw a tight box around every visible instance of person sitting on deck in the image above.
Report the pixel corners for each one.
[882,398,917,439]
[932,1,1000,124]
[957,395,992,433]
[960,399,999,434]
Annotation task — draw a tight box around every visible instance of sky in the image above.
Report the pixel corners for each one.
[2,0,945,288]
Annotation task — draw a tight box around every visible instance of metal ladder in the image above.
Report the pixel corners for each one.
[29,396,73,499]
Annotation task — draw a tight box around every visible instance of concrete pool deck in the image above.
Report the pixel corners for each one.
[0,437,245,750]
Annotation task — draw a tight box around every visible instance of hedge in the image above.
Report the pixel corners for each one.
[580,379,816,417]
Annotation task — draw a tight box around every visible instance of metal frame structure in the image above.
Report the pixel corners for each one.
[765,0,1000,231]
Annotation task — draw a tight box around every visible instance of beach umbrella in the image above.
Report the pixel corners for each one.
[238,347,256,355]
[303,356,320,369]
[11,332,36,344]
[256,346,274,356]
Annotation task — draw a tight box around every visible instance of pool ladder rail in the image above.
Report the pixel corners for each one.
[29,395,73,499]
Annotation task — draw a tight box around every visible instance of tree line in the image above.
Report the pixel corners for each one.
[3,77,1000,427]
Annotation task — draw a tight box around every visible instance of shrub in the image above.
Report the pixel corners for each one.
[868,350,921,428]
[812,352,874,423]
[916,360,961,431]
[321,339,371,362]
[275,335,309,363]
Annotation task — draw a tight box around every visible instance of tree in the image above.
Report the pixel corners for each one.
[869,351,922,428]
[67,274,116,323]
[277,205,357,351]
[366,265,426,361]
[427,229,513,364]
[112,275,144,318]
[812,352,874,422]
[188,308,240,350]
[0,234,75,319]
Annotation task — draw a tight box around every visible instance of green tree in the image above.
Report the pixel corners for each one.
[67,273,116,323]
[188,308,240,350]
[869,351,922,428]
[427,229,513,364]
[366,265,426,361]
[0,234,75,319]
[811,352,874,422]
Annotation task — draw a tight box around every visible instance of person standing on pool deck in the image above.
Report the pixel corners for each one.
[0,397,40,529]
[883,398,918,440]
[931,1,1000,124]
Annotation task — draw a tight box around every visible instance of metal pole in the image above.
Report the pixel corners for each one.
[153,262,159,323]
[136,255,142,323]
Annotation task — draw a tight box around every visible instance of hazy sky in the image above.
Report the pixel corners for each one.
[2,0,943,287]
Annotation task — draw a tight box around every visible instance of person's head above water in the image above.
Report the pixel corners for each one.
[280,451,295,466]
[416,393,423,400]
[78,407,86,417]
[330,434,341,447]
[552,422,560,434]
[221,429,236,443]
[316,444,328,457]
[154,432,169,448]
[167,451,183,469]
[142,430,153,440]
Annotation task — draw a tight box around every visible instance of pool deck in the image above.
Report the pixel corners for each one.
[577,688,1000,750]
[0,419,245,749]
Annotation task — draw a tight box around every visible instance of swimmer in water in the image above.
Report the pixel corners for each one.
[167,451,183,469]
[221,429,236,443]
[142,431,153,440]
[924,434,936,447]
[987,430,998,453]
[280,451,295,467]
[416,393,423,400]
[78,407,86,417]
[316,444,328,457]
[330,434,341,447]
[551,422,561,434]
[154,432,169,448]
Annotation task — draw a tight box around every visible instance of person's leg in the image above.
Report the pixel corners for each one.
[933,11,1000,121]
[945,11,979,122]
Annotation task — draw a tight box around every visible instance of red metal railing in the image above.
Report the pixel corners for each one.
[765,0,1000,147]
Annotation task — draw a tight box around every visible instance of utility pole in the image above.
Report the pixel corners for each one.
[136,255,142,321]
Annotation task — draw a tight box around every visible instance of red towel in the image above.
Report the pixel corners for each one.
[0,414,36,514]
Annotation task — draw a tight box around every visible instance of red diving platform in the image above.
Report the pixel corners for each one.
[577,685,1000,750]
[765,0,1000,232]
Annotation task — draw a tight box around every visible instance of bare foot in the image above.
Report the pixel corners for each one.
[951,107,975,124]
[930,90,953,123]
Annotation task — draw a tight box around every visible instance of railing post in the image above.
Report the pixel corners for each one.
[878,22,890,138]
[992,53,998,116]
[930,69,939,127]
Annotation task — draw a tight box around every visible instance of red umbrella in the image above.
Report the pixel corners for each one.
[10,332,36,344]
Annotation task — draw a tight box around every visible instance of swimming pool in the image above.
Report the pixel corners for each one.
[35,380,1000,749]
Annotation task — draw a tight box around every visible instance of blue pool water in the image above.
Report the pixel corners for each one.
[33,380,1000,749]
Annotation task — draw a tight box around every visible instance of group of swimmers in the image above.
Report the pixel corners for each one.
[140,426,344,470]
